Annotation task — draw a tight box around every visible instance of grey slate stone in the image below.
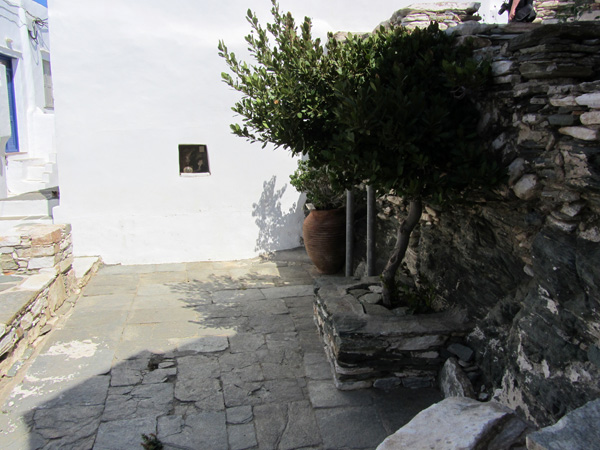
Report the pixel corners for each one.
[94,416,157,450]
[447,343,474,362]
[439,357,476,399]
[254,401,321,450]
[228,422,258,450]
[316,405,389,450]
[376,397,530,450]
[158,412,228,450]
[526,399,600,450]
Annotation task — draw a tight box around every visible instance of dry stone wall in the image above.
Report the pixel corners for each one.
[351,20,600,427]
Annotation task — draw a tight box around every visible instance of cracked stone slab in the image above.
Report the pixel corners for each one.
[158,412,228,450]
[228,422,258,450]
[226,405,253,424]
[261,285,314,299]
[316,405,389,450]
[254,401,321,450]
[102,383,174,421]
[222,379,304,408]
[94,416,157,450]
[33,404,104,446]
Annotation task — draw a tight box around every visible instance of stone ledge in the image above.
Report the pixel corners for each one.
[376,397,534,449]
[314,278,473,389]
[0,224,101,379]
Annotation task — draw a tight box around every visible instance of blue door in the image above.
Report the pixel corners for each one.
[0,54,19,153]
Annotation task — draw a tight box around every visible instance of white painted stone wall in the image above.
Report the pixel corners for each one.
[0,65,10,198]
[48,0,420,264]
[0,0,56,194]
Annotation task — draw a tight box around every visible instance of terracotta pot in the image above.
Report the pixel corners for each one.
[303,208,346,274]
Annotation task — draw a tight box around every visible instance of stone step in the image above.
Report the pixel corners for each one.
[0,216,54,234]
[0,187,59,219]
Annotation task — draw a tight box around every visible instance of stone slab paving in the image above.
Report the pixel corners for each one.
[0,248,441,449]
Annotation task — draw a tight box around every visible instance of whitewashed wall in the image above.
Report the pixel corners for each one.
[0,0,54,195]
[48,0,429,264]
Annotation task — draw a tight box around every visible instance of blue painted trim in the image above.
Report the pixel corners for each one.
[0,54,19,153]
[32,0,48,7]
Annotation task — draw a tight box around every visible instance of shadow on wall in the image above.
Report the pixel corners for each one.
[252,176,303,253]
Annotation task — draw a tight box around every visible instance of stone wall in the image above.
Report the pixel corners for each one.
[536,0,600,24]
[377,2,481,30]
[0,224,80,378]
[351,21,600,427]
[314,279,473,390]
[0,224,73,275]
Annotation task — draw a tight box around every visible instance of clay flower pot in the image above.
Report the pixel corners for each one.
[303,207,346,274]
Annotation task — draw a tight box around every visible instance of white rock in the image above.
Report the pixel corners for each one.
[491,60,513,76]
[575,92,600,108]
[513,174,538,200]
[558,126,598,141]
[580,111,600,125]
[549,96,577,107]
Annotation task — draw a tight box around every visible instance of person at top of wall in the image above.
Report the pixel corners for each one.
[499,0,537,22]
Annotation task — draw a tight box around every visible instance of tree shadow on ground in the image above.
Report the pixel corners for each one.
[11,263,441,449]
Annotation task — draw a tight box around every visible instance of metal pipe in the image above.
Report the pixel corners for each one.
[366,185,375,276]
[345,189,354,277]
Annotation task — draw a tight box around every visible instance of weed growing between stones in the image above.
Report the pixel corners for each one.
[141,433,163,450]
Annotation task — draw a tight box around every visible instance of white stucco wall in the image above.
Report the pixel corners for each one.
[0,65,10,198]
[48,0,453,265]
[0,0,55,194]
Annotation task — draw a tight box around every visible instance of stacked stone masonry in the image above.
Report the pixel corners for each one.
[0,224,74,275]
[0,224,79,378]
[314,280,473,390]
[535,0,600,24]
[377,2,482,31]
[352,17,600,428]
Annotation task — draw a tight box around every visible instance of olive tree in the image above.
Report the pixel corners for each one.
[326,24,502,306]
[219,1,503,307]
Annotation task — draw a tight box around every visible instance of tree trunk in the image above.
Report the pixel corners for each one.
[381,199,422,308]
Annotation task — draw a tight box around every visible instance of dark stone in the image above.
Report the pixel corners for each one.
[509,23,600,52]
[527,399,600,450]
[447,343,474,362]
[587,345,600,368]
[531,228,583,306]
[548,114,575,126]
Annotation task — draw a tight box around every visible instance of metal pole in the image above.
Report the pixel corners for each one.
[366,185,375,277]
[345,189,354,277]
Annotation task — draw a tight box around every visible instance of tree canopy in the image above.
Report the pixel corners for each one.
[219,1,504,306]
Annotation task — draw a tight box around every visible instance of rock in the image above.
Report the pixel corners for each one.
[360,292,382,304]
[439,357,476,398]
[492,60,514,76]
[376,397,532,450]
[447,343,474,362]
[513,174,539,200]
[526,399,600,450]
[580,111,600,125]
[508,157,526,185]
[558,126,598,141]
[575,92,600,108]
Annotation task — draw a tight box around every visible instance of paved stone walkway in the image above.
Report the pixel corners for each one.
[0,248,440,450]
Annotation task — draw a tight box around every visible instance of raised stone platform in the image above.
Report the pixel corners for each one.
[314,278,473,389]
[0,224,100,379]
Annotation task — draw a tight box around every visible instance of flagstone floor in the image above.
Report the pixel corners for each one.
[0,248,441,450]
